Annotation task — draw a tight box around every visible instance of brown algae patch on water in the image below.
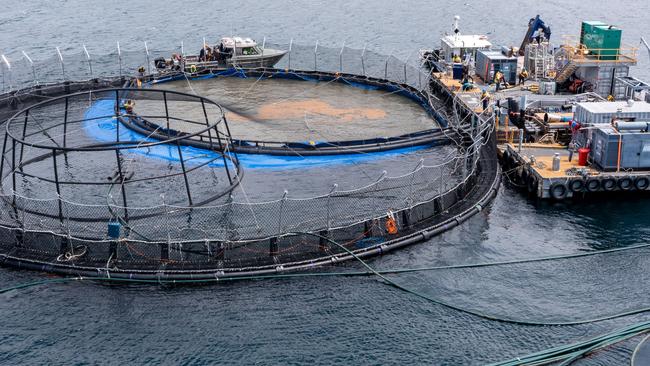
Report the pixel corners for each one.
[225,99,386,123]
[257,99,386,122]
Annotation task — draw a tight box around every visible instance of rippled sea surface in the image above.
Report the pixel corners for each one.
[2,1,650,365]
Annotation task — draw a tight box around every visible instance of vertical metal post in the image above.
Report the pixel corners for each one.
[63,97,69,148]
[1,57,5,93]
[361,43,367,76]
[404,51,412,84]
[117,41,122,79]
[314,40,319,70]
[0,133,8,180]
[163,91,170,131]
[52,150,64,223]
[409,159,424,204]
[212,123,233,184]
[339,41,345,73]
[22,51,36,85]
[114,90,121,142]
[176,143,193,206]
[1,55,11,91]
[384,51,392,79]
[260,37,266,68]
[83,44,93,77]
[56,47,65,80]
[202,100,232,185]
[144,41,151,74]
[518,128,524,152]
[114,150,129,222]
[288,38,293,69]
[11,139,17,204]
[18,110,29,167]
[277,190,288,235]
[326,183,337,229]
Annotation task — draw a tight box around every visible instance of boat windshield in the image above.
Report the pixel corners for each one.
[237,46,262,56]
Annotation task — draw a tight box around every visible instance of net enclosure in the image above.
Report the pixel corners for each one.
[0,42,500,279]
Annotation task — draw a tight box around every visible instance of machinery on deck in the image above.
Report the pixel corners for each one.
[519,15,552,56]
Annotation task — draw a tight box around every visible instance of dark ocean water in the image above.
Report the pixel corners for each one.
[2,1,650,365]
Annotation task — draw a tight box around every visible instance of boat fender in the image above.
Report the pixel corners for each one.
[521,167,530,183]
[476,204,482,212]
[190,64,197,73]
[549,182,568,200]
[635,176,650,190]
[502,149,511,167]
[602,178,616,191]
[569,178,585,193]
[526,175,538,194]
[586,178,601,192]
[618,177,633,191]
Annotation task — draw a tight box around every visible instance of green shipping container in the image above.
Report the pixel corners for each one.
[580,20,607,46]
[593,25,622,60]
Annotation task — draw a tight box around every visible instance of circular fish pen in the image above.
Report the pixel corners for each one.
[0,43,500,280]
[126,69,449,155]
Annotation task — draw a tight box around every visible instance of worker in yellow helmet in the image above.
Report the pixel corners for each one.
[518,68,529,85]
[481,89,490,111]
[452,54,461,63]
[494,70,504,91]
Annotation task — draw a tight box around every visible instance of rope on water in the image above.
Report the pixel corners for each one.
[2,235,650,327]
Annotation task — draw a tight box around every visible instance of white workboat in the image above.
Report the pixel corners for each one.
[155,37,287,73]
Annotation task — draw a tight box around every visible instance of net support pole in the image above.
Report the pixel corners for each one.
[56,47,65,81]
[1,54,11,91]
[326,183,337,229]
[114,150,129,223]
[22,51,36,85]
[384,51,392,79]
[51,150,64,224]
[83,44,93,78]
[219,115,236,182]
[202,99,233,185]
[144,41,150,75]
[176,142,193,206]
[339,41,345,73]
[0,133,8,179]
[11,139,16,206]
[361,43,367,76]
[117,41,122,80]
[314,40,319,70]
[18,110,29,169]
[212,123,233,185]
[63,97,69,148]
[1,58,5,93]
[409,159,424,205]
[288,38,293,70]
[260,37,266,68]
[114,90,121,142]
[163,91,170,130]
[277,190,288,235]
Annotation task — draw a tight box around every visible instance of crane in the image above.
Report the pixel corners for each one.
[519,15,552,56]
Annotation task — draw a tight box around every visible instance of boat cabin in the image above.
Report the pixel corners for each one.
[440,34,492,63]
[219,37,264,56]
